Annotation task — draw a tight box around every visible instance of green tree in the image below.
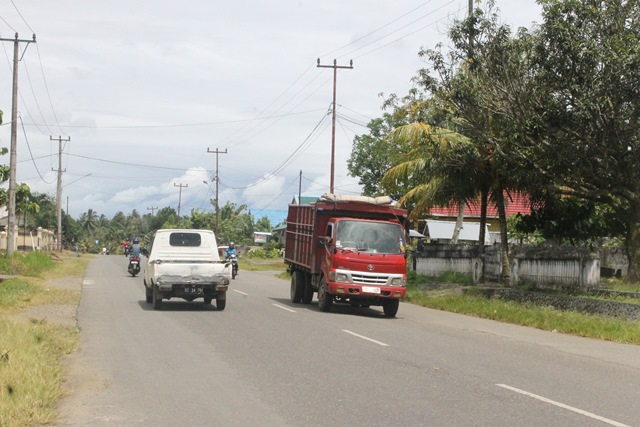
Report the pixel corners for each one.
[347,111,411,198]
[254,216,272,233]
[79,209,99,236]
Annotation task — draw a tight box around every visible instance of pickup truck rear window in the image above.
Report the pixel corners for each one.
[169,232,202,247]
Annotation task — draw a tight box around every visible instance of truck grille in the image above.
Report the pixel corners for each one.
[351,273,390,285]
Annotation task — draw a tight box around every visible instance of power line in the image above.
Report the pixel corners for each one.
[22,108,327,130]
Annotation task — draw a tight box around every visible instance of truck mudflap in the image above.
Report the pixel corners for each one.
[327,282,406,300]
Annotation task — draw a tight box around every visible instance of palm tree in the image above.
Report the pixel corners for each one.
[79,209,99,235]
[382,122,480,238]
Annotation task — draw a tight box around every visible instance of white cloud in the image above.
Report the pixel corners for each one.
[0,0,542,219]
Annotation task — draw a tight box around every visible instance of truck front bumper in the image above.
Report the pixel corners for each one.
[327,282,406,299]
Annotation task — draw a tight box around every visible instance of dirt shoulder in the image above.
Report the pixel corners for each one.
[10,275,83,328]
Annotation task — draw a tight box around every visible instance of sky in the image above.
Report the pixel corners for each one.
[0,0,542,223]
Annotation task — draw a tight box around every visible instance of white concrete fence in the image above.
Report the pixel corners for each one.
[0,226,57,252]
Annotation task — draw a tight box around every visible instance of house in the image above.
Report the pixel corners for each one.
[424,219,492,244]
[426,193,531,233]
[253,231,272,244]
[290,195,320,205]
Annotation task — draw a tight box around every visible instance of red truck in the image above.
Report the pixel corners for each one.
[284,193,408,317]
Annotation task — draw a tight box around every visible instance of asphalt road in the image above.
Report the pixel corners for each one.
[56,255,640,426]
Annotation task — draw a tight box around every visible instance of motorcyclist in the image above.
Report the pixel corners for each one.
[224,242,237,259]
[224,242,238,273]
[130,237,142,259]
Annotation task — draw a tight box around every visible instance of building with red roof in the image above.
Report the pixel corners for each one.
[426,192,532,232]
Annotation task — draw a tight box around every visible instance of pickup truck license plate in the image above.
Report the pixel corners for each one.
[362,286,380,294]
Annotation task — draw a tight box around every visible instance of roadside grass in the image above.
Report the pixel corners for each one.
[240,257,287,272]
[405,272,640,345]
[0,251,89,427]
[0,318,77,426]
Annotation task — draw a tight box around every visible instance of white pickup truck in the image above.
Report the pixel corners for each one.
[143,229,231,310]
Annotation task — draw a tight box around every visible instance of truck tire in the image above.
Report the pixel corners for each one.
[216,297,226,311]
[152,285,162,310]
[145,286,152,304]
[302,272,313,304]
[290,270,304,303]
[383,299,399,317]
[317,280,333,312]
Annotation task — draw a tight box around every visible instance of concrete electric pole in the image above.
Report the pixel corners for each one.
[207,148,227,237]
[1,33,36,255]
[51,135,70,251]
[316,58,353,194]
[174,183,188,221]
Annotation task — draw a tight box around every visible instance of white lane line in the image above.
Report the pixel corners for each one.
[272,303,296,313]
[233,290,248,296]
[342,329,389,347]
[496,384,629,427]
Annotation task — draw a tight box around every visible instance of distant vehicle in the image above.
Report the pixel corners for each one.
[284,193,408,317]
[143,229,231,310]
[128,254,141,276]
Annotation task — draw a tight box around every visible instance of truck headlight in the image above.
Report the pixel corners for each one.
[329,271,349,283]
[390,277,405,286]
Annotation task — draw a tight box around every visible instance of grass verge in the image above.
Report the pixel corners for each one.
[405,272,640,345]
[0,251,89,426]
[0,318,77,426]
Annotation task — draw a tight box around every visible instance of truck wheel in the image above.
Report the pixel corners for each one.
[302,273,313,304]
[317,280,333,312]
[152,285,162,310]
[383,299,399,317]
[290,270,304,303]
[216,297,226,311]
[145,286,152,304]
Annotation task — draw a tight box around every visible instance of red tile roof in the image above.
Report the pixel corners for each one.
[428,193,531,219]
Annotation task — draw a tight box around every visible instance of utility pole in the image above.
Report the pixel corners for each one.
[51,135,70,251]
[174,183,188,221]
[317,58,353,194]
[298,170,302,204]
[207,148,227,237]
[1,33,36,255]
[147,206,158,215]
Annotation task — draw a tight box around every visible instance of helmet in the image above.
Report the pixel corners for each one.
[133,237,139,244]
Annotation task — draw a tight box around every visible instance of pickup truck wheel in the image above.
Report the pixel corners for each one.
[290,270,304,303]
[216,297,226,311]
[152,285,162,310]
[317,280,333,312]
[383,299,399,317]
[145,286,152,304]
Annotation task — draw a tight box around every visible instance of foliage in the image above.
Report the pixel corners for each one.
[0,318,78,426]
[347,111,411,198]
[0,252,55,277]
[405,286,640,344]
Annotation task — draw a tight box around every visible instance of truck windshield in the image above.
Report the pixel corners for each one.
[335,220,404,254]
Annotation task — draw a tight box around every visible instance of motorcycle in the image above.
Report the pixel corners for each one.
[228,253,238,279]
[128,254,141,277]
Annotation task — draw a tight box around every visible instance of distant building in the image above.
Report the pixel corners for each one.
[253,231,272,244]
[426,192,531,233]
[290,195,320,205]
[424,219,492,244]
